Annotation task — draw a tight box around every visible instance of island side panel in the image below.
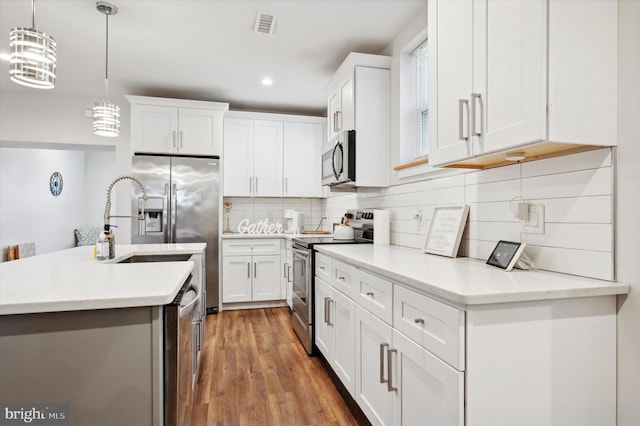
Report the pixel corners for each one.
[465,296,617,426]
[0,306,157,426]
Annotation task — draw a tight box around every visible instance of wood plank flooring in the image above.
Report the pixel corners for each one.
[191,308,360,426]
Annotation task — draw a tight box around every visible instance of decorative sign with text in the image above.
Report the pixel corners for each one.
[237,218,284,234]
[423,205,470,258]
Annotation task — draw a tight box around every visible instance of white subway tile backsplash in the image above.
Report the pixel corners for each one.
[521,148,611,178]
[522,167,612,200]
[465,179,521,203]
[322,148,615,280]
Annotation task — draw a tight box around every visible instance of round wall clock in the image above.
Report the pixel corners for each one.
[50,172,63,196]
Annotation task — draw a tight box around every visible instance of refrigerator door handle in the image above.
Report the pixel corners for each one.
[163,184,170,243]
[171,183,177,243]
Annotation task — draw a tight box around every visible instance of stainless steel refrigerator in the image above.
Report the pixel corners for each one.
[131,155,220,313]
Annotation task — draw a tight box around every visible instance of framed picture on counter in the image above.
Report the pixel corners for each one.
[423,204,470,258]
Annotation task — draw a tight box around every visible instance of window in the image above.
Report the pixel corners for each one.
[413,39,428,158]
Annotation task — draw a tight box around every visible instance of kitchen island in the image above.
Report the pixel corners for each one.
[313,244,629,426]
[0,243,205,426]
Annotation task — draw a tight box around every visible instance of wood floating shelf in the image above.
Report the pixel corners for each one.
[441,143,605,170]
[393,157,429,171]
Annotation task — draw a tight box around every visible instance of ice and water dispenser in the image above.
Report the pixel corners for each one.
[139,197,164,233]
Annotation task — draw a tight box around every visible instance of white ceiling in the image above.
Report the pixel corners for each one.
[0,0,426,116]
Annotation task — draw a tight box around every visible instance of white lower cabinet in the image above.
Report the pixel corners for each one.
[315,277,356,397]
[355,305,463,426]
[391,329,464,426]
[355,305,394,426]
[222,239,282,304]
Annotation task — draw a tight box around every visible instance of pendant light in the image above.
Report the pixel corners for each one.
[93,1,120,137]
[9,0,56,89]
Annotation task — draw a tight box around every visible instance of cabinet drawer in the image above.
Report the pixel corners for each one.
[394,285,465,370]
[315,252,332,282]
[353,268,393,325]
[222,239,280,256]
[332,259,356,298]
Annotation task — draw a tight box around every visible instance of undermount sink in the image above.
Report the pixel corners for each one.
[117,254,192,263]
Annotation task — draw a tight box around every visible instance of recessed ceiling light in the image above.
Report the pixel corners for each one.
[262,78,273,86]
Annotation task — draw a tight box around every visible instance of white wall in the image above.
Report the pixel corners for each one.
[616,0,640,423]
[0,91,133,242]
[0,148,86,257]
[84,150,117,227]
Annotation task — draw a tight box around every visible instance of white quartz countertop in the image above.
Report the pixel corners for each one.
[315,245,629,306]
[0,243,206,315]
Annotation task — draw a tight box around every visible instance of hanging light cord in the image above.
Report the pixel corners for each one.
[31,0,36,28]
[104,11,110,100]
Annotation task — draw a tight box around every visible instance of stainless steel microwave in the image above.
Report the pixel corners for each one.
[321,130,356,186]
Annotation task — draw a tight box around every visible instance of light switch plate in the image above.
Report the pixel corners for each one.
[523,204,545,234]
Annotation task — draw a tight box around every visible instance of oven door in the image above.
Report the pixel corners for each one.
[291,245,311,323]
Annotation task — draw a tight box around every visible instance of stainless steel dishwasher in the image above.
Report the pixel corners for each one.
[164,274,199,426]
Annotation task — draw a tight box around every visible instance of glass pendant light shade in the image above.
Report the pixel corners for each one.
[9,0,56,89]
[93,100,120,137]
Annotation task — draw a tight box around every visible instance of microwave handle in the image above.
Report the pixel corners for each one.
[332,142,342,180]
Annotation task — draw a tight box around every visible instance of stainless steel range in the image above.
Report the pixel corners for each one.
[291,209,375,354]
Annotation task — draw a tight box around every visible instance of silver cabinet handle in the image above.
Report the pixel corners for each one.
[324,297,331,324]
[336,111,342,131]
[249,177,252,193]
[195,321,201,351]
[287,265,292,283]
[459,99,469,141]
[380,343,389,384]
[338,276,345,281]
[179,130,184,148]
[254,262,257,278]
[319,265,325,270]
[247,262,250,278]
[472,93,482,137]
[284,263,288,279]
[333,112,338,132]
[387,348,398,392]
[255,177,259,194]
[414,318,425,325]
[284,177,288,194]
[366,292,374,297]
[172,130,177,148]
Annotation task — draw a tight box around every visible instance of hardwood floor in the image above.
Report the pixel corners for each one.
[191,308,360,426]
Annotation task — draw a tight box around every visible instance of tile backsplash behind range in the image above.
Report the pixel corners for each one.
[223,197,324,233]
[324,148,614,281]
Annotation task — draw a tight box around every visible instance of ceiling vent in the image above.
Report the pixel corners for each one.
[254,12,277,35]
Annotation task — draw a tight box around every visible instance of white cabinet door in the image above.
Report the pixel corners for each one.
[355,305,394,426]
[252,254,281,301]
[283,122,323,198]
[131,104,179,154]
[179,108,222,156]
[428,0,474,166]
[391,329,464,426]
[253,120,283,197]
[331,286,356,397]
[473,0,546,153]
[222,255,252,303]
[315,278,333,359]
[223,118,254,196]
[340,75,355,131]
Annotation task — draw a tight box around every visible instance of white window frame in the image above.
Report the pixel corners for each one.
[413,39,428,159]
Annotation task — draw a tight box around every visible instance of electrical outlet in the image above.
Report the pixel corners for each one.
[523,204,545,234]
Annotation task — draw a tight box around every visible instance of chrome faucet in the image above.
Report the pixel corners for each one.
[104,175,148,235]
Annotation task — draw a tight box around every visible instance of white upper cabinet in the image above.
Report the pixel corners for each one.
[126,96,228,156]
[327,53,391,188]
[428,0,617,168]
[223,111,325,198]
[283,122,323,198]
